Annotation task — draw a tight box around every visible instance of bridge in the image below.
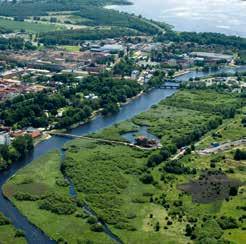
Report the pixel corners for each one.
[159,83,180,89]
[50,132,162,150]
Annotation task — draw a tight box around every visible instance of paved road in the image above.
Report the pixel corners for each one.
[197,138,246,155]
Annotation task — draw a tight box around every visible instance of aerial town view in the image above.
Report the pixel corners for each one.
[0,0,245,243]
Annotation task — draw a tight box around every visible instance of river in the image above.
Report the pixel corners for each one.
[0,66,246,243]
[106,0,246,37]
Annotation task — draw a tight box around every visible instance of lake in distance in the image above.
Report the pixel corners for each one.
[107,0,246,37]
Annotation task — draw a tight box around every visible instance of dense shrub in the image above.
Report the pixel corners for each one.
[217,216,239,230]
[194,219,223,240]
[14,192,40,201]
[147,154,163,167]
[140,173,154,184]
[115,222,137,231]
[90,223,104,232]
[0,213,10,225]
[15,229,25,238]
[229,186,238,196]
[87,216,97,224]
[234,149,246,161]
[55,178,70,187]
[39,194,76,215]
[163,160,196,175]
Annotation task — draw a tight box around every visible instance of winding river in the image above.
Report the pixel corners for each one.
[0,66,246,243]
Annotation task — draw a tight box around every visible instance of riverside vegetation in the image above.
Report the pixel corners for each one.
[0,1,246,243]
[0,212,26,243]
[3,88,246,243]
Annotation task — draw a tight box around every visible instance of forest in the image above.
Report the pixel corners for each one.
[0,135,33,171]
[0,37,35,50]
[0,0,130,17]
[39,27,138,45]
[0,73,141,129]
[157,31,246,50]
[0,0,162,36]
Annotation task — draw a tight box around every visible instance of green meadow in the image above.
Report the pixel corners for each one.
[0,18,64,33]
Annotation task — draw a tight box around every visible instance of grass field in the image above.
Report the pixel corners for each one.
[0,18,64,33]
[3,89,246,243]
[60,45,81,52]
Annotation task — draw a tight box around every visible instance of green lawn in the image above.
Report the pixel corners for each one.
[60,45,81,52]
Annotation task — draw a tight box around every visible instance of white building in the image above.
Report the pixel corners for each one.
[131,70,140,80]
[0,132,11,145]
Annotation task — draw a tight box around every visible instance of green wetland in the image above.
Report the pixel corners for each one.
[3,89,246,243]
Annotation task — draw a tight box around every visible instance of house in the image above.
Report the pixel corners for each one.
[84,93,98,100]
[135,136,158,148]
[144,74,153,84]
[10,130,25,137]
[30,130,42,139]
[190,52,233,62]
[0,131,11,145]
[131,70,140,80]
[91,44,124,53]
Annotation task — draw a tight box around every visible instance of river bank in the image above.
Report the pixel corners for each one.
[31,65,246,146]
[4,87,245,243]
[0,65,245,243]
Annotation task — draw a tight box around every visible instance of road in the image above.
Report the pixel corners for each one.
[197,138,246,155]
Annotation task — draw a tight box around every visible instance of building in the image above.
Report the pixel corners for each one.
[30,130,42,139]
[190,52,233,62]
[131,70,140,80]
[0,131,11,145]
[91,44,124,53]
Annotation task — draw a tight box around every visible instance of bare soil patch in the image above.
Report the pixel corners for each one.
[178,171,242,203]
[3,182,50,198]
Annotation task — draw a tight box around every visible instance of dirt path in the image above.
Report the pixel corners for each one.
[50,132,162,150]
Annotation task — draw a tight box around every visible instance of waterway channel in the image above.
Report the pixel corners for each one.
[0,66,245,243]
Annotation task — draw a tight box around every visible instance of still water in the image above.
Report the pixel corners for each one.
[107,0,246,37]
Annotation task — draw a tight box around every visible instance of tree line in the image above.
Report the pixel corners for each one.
[0,73,141,129]
[39,27,138,46]
[156,31,246,50]
[0,135,33,171]
[0,37,35,50]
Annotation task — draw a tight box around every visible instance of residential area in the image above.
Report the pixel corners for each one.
[0,34,245,146]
